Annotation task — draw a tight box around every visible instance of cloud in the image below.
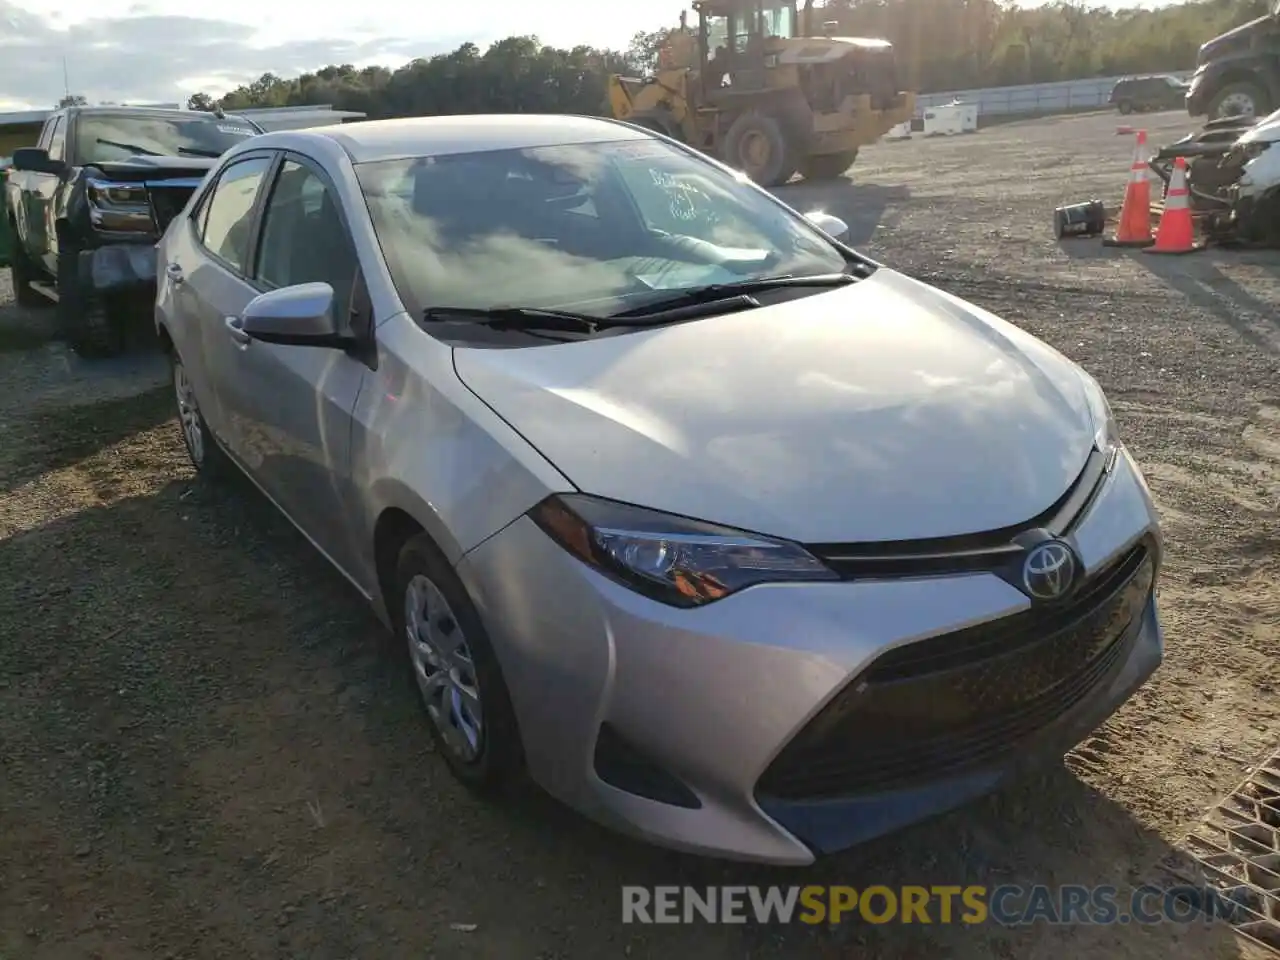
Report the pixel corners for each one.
[0,1,473,109]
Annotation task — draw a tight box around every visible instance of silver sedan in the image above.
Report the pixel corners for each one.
[156,114,1164,865]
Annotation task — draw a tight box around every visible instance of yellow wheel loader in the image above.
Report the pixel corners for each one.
[607,0,916,187]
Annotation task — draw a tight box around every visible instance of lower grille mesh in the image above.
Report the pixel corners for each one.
[756,542,1155,801]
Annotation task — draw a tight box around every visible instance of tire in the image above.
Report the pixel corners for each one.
[393,533,523,793]
[1118,100,1134,115]
[629,110,681,141]
[56,248,123,357]
[798,150,859,181]
[1208,81,1269,121]
[8,234,48,309]
[170,348,229,481]
[722,111,797,187]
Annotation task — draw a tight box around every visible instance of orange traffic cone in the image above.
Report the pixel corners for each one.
[1144,157,1202,255]
[1103,130,1153,248]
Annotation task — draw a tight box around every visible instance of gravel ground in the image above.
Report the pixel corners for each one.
[1,109,1277,959]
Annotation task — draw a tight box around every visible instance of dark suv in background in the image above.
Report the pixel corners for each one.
[1109,75,1190,114]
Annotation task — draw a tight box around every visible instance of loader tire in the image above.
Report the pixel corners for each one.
[723,111,796,187]
[798,150,859,182]
[628,110,682,141]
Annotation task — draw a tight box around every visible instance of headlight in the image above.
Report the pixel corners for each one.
[529,494,837,607]
[86,178,155,232]
[1078,368,1121,464]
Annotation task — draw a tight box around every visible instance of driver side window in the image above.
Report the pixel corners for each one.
[254,159,359,319]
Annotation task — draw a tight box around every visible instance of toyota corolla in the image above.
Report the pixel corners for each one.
[155,114,1163,865]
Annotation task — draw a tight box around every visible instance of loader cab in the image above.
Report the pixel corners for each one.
[696,0,797,95]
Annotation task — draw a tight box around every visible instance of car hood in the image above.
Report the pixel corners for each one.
[1239,106,1280,144]
[453,268,1096,544]
[88,155,219,180]
[1199,15,1276,63]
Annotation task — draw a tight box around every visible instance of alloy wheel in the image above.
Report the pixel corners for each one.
[404,573,484,761]
[173,359,204,466]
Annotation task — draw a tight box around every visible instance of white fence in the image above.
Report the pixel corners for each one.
[914,72,1193,119]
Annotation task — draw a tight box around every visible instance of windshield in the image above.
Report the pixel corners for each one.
[75,114,259,164]
[762,3,797,38]
[355,138,849,320]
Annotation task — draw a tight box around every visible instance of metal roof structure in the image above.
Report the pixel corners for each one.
[0,103,367,131]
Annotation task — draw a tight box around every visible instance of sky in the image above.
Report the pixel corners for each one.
[0,0,1173,111]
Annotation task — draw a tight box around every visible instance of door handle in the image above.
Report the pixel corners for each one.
[165,262,185,284]
[224,316,251,346]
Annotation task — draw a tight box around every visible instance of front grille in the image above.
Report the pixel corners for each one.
[806,447,1111,583]
[148,186,198,232]
[756,541,1154,801]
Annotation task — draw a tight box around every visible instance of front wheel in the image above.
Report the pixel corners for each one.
[1118,100,1134,115]
[56,249,123,357]
[1208,81,1268,121]
[722,111,797,187]
[798,150,860,181]
[394,533,523,793]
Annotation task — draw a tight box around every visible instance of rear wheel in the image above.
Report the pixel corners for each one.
[722,111,797,187]
[798,150,859,182]
[170,349,229,480]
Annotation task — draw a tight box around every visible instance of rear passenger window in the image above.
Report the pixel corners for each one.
[201,156,273,274]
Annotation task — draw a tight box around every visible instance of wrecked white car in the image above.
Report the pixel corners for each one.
[1151,107,1280,246]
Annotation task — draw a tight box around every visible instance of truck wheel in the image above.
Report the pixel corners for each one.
[1209,82,1268,120]
[56,250,124,358]
[799,150,860,181]
[723,112,797,187]
[1117,100,1134,115]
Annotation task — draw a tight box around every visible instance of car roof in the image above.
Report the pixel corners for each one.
[247,114,652,164]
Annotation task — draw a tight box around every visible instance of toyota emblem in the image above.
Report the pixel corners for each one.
[1021,540,1078,600]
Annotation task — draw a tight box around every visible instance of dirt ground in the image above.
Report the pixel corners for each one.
[1,109,1278,959]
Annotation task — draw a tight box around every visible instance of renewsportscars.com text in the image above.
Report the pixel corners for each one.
[621,884,1239,926]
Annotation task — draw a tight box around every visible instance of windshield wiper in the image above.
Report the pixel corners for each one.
[610,271,862,318]
[177,146,225,158]
[424,295,764,334]
[424,305,603,333]
[96,138,162,157]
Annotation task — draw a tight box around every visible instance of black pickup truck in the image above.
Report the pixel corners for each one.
[3,105,262,355]
[1185,0,1280,121]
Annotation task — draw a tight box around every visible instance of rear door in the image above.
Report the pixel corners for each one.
[177,151,278,455]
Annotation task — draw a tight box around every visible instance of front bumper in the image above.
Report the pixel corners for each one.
[1186,79,1209,117]
[77,241,158,297]
[459,448,1164,865]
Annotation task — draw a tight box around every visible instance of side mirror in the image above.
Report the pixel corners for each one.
[12,147,67,177]
[238,283,346,347]
[804,210,850,242]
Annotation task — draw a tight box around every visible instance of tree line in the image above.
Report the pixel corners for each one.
[183,0,1270,117]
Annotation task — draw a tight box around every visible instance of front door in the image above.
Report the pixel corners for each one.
[213,155,370,576]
